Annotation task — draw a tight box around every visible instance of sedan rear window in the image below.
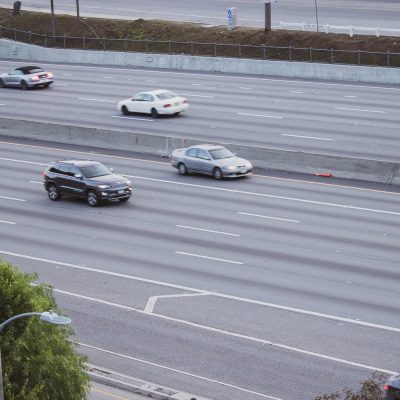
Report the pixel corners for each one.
[81,163,112,178]
[156,91,175,100]
[209,148,234,160]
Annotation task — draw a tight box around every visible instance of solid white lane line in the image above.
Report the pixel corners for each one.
[191,83,202,86]
[335,106,386,113]
[110,115,154,121]
[344,95,357,98]
[78,97,116,103]
[281,133,333,141]
[238,212,299,223]
[239,87,252,90]
[29,181,42,184]
[53,288,398,377]
[62,73,72,76]
[0,220,16,225]
[102,76,112,79]
[78,342,282,399]
[0,104,5,106]
[0,196,25,202]
[144,293,209,313]
[128,176,400,217]
[176,224,240,237]
[175,251,243,265]
[238,112,284,119]
[178,93,214,98]
[0,157,46,165]
[3,250,400,334]
[289,91,303,94]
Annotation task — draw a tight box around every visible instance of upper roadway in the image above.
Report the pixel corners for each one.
[0,138,399,400]
[1,59,399,162]
[0,0,398,30]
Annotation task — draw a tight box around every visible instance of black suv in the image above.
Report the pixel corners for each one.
[43,159,132,206]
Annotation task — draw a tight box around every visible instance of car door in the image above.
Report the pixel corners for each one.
[143,94,155,114]
[196,149,214,174]
[184,148,199,172]
[131,93,146,113]
[66,166,86,197]
[53,164,74,194]
[4,70,21,86]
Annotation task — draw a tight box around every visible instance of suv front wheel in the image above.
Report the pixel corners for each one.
[47,184,61,201]
[87,190,99,207]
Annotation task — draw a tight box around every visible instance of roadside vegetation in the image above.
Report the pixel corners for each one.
[1,7,400,66]
[315,372,386,399]
[0,259,89,400]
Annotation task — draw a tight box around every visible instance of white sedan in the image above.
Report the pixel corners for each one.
[117,90,188,118]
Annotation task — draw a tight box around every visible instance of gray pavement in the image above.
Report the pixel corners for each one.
[1,59,400,162]
[0,138,398,400]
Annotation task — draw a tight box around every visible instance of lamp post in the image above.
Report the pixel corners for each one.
[0,310,71,400]
[314,0,319,32]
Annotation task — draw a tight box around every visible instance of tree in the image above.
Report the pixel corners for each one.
[0,259,89,400]
[314,371,386,400]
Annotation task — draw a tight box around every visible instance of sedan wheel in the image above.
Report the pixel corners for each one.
[151,108,158,119]
[20,80,28,90]
[87,191,99,207]
[178,163,187,175]
[0,79,4,88]
[48,184,61,201]
[121,105,129,116]
[213,167,223,180]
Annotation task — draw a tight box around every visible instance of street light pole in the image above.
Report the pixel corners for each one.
[50,0,56,36]
[0,311,71,400]
[314,0,319,32]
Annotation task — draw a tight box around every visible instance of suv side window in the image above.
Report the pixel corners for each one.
[68,166,81,177]
[57,164,72,176]
[186,148,197,158]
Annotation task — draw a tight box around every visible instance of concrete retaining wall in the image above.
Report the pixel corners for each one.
[1,118,400,185]
[1,39,400,84]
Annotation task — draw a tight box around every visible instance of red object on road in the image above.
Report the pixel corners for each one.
[315,172,333,178]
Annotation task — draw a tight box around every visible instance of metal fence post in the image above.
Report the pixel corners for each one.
[44,33,47,47]
[146,39,149,52]
[124,38,127,51]
[263,44,266,60]
[190,41,193,55]
[357,50,361,65]
[64,34,66,49]
[14,27,17,41]
[29,31,32,44]
[387,51,390,67]
[103,37,106,51]
[214,42,217,57]
[83,35,85,49]
[309,47,312,62]
[289,45,292,61]
[330,48,333,63]
[168,40,171,54]
[239,43,241,58]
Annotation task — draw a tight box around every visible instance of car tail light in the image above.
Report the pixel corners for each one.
[163,104,171,108]
[31,75,40,81]
[384,384,390,390]
[46,72,54,78]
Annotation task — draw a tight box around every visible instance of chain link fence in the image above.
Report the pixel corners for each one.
[1,25,400,68]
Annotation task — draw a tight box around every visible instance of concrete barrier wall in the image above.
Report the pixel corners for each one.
[1,118,400,185]
[1,39,400,84]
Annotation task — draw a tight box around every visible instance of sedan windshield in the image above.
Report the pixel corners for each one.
[156,91,176,100]
[81,163,112,178]
[209,148,234,160]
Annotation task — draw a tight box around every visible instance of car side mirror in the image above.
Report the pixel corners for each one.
[74,173,82,179]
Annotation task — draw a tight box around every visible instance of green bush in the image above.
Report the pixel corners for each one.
[0,259,89,400]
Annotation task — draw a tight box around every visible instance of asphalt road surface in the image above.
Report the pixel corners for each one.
[1,60,400,162]
[0,0,398,30]
[0,138,399,400]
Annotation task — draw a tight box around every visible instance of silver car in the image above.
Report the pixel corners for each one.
[0,65,54,90]
[170,144,253,179]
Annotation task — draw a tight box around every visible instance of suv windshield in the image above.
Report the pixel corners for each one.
[81,163,112,178]
[209,148,234,160]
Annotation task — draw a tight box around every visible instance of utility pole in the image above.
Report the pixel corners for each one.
[76,0,80,19]
[263,0,272,32]
[50,0,55,36]
[314,0,319,32]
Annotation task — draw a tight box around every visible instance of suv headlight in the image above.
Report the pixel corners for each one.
[98,185,110,189]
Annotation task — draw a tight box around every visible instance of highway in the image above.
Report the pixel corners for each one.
[0,0,398,29]
[0,138,399,400]
[1,60,400,161]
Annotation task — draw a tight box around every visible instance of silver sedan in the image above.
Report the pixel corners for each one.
[170,144,253,179]
[0,65,54,89]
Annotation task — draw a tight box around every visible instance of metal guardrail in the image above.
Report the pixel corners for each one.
[278,21,400,38]
[1,25,400,68]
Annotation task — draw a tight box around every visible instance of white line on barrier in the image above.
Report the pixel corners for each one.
[281,134,333,141]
